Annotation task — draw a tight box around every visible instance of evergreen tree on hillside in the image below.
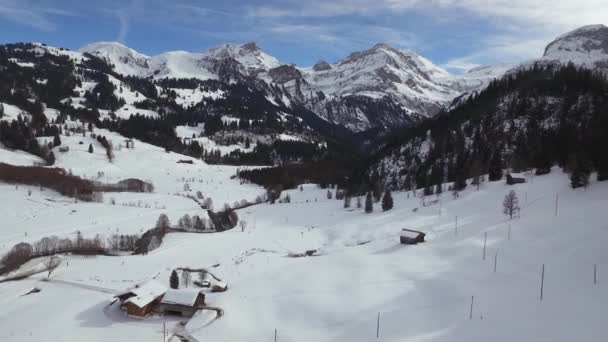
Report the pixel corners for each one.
[470,159,483,190]
[53,134,61,147]
[170,270,179,289]
[568,153,590,189]
[88,144,93,153]
[489,152,503,181]
[381,189,393,211]
[364,192,373,213]
[0,103,4,118]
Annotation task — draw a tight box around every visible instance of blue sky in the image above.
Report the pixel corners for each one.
[0,0,606,72]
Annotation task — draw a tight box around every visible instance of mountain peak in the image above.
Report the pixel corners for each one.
[544,24,608,58]
[206,42,280,70]
[312,60,332,71]
[79,41,148,58]
[371,42,394,50]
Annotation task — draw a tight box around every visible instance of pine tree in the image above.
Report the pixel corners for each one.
[364,192,373,213]
[381,189,393,211]
[569,153,590,189]
[489,152,503,181]
[88,144,93,153]
[170,270,179,289]
[53,134,61,147]
[470,159,483,190]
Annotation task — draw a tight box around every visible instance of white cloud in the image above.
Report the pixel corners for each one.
[0,0,76,30]
[247,0,608,67]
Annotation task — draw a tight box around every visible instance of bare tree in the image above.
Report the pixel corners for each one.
[503,190,520,219]
[240,220,247,232]
[181,270,191,287]
[156,213,170,233]
[44,255,60,278]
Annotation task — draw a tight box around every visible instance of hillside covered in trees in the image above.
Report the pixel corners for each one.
[357,63,608,193]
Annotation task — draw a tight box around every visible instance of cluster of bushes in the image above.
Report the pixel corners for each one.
[107,234,139,252]
[0,163,154,200]
[0,163,98,201]
[176,214,213,231]
[0,232,105,274]
[95,134,114,161]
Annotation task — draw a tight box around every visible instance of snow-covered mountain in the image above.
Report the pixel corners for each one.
[41,24,608,133]
[511,24,608,74]
[78,41,505,132]
[542,24,608,70]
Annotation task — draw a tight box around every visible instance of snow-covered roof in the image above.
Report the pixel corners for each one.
[119,280,167,308]
[508,173,525,178]
[160,288,203,306]
[401,229,424,239]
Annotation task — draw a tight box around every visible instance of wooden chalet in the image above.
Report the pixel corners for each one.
[400,229,426,245]
[158,288,206,318]
[506,173,526,185]
[114,281,167,318]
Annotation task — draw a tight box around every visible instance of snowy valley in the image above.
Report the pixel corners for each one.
[1,23,608,342]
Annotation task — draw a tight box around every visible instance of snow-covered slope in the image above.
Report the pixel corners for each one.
[542,24,608,70]
[1,169,607,341]
[302,43,461,114]
[80,42,151,76]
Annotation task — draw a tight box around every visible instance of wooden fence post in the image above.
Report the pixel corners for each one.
[594,264,597,285]
[376,312,380,338]
[469,296,474,319]
[540,264,545,301]
[483,232,487,260]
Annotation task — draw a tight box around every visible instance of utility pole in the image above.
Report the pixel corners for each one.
[494,250,498,273]
[554,193,559,217]
[508,223,511,241]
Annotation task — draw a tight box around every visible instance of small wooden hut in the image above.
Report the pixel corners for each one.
[400,229,426,245]
[506,173,526,185]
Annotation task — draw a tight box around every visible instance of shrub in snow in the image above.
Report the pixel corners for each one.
[365,192,373,213]
[381,189,393,211]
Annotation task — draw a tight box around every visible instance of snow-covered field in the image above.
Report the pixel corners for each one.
[37,127,263,204]
[0,160,607,341]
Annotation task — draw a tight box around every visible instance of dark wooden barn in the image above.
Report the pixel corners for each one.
[400,229,426,245]
[506,173,526,185]
[158,288,206,318]
[114,281,167,319]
